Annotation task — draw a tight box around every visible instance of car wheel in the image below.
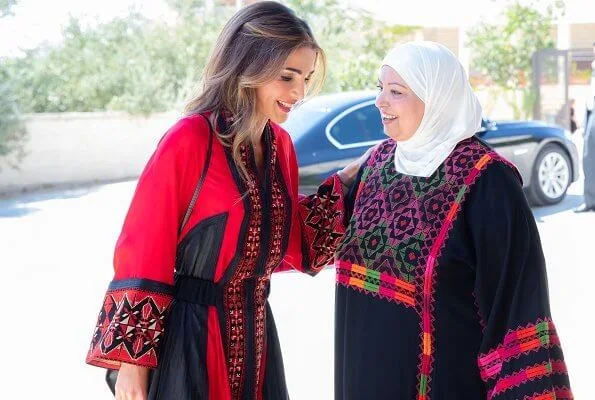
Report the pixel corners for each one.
[529,144,571,206]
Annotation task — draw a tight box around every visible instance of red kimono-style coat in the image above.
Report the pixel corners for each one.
[86,113,346,400]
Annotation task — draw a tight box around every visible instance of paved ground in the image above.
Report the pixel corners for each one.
[1,166,592,399]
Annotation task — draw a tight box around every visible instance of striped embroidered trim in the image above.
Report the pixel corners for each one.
[335,260,416,306]
[488,360,568,400]
[417,153,493,400]
[478,319,560,381]
[524,386,574,400]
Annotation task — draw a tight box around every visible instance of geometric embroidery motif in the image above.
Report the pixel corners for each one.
[335,137,504,400]
[301,174,346,272]
[98,294,169,358]
[86,282,172,369]
[335,260,415,307]
[478,319,561,381]
[488,360,569,400]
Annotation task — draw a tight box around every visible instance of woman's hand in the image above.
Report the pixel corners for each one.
[337,146,374,191]
[115,363,149,400]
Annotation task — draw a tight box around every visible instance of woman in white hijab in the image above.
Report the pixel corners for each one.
[334,42,572,400]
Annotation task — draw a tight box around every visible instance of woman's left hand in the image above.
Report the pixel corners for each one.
[337,146,374,190]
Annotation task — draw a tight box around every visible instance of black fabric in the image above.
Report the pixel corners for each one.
[148,301,209,400]
[335,162,571,399]
[242,279,257,400]
[262,303,290,400]
[174,275,224,306]
[107,278,173,294]
[176,212,228,280]
[335,286,420,400]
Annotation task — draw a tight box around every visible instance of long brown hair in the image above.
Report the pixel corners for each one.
[184,1,326,183]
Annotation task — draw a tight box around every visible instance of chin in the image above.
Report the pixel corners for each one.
[385,129,401,141]
[270,114,288,124]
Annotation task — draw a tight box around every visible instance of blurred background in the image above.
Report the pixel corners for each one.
[0,0,593,399]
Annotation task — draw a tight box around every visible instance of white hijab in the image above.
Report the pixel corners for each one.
[381,41,483,177]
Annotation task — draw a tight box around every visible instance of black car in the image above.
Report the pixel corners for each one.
[283,91,579,205]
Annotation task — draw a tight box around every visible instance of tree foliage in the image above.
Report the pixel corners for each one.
[3,0,414,115]
[0,0,26,167]
[0,0,17,18]
[286,0,416,92]
[467,0,564,118]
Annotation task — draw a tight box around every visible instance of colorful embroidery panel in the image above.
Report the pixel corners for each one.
[488,360,568,400]
[478,319,573,400]
[478,319,561,381]
[335,138,503,400]
[86,279,173,369]
[335,260,416,307]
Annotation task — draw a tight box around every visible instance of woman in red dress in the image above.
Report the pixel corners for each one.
[86,2,360,399]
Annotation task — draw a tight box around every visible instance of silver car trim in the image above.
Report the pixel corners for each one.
[484,134,533,145]
[325,100,383,149]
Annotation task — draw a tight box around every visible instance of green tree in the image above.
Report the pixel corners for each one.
[4,0,413,115]
[0,0,27,168]
[0,0,17,18]
[4,7,230,114]
[467,0,564,119]
[286,0,416,93]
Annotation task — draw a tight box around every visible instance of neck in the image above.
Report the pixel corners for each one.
[252,117,268,146]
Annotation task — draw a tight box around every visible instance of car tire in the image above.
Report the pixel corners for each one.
[528,143,572,206]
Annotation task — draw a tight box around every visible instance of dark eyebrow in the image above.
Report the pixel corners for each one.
[284,67,315,77]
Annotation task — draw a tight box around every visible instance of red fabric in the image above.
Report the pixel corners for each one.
[86,286,172,369]
[113,115,210,284]
[87,117,348,399]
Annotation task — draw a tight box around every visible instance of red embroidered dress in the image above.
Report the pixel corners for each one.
[335,137,573,400]
[86,114,346,400]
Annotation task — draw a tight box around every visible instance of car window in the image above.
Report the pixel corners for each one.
[282,98,334,141]
[329,104,384,146]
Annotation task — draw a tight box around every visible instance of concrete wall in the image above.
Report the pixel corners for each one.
[0,112,180,195]
[1,84,590,195]
[570,23,595,48]
[421,27,460,56]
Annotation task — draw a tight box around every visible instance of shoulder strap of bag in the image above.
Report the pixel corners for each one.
[178,113,214,235]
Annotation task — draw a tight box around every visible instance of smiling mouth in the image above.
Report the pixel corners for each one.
[277,100,294,113]
[381,112,397,124]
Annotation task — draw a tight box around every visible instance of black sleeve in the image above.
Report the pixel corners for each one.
[465,162,572,399]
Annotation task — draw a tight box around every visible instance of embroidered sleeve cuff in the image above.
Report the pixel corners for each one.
[478,319,573,400]
[86,279,173,370]
[299,174,346,275]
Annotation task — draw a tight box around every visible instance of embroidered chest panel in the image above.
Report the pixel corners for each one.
[223,128,293,400]
[336,137,495,310]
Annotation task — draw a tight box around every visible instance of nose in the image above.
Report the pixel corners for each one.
[375,90,387,110]
[292,79,306,102]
